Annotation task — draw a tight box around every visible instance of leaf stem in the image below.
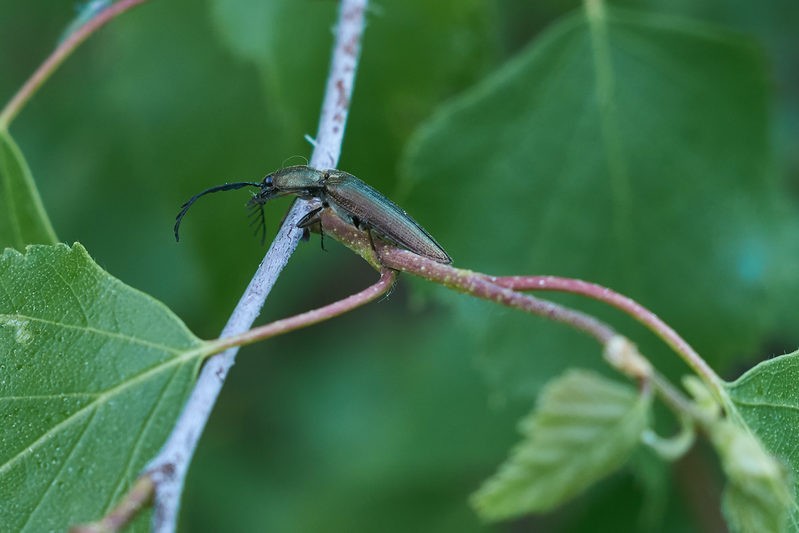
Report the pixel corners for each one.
[207,269,397,353]
[0,0,151,130]
[69,475,155,533]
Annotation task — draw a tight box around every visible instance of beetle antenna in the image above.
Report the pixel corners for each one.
[281,154,309,167]
[174,181,261,241]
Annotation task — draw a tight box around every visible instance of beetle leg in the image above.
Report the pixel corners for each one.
[296,205,327,252]
[349,215,383,265]
[365,225,374,249]
[365,226,384,265]
[296,206,324,228]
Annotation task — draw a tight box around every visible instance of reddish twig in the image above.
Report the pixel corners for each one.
[0,0,151,129]
[313,209,721,394]
[315,213,621,346]
[484,275,724,402]
[385,250,617,345]
[210,268,397,352]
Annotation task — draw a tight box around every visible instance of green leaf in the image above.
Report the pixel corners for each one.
[471,369,651,521]
[0,130,58,250]
[401,4,784,394]
[712,420,792,533]
[0,243,208,531]
[725,351,799,531]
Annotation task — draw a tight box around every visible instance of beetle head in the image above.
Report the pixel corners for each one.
[248,166,326,206]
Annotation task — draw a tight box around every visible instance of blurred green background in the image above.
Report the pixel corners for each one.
[2,0,798,531]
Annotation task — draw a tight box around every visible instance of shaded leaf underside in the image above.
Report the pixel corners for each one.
[402,4,781,396]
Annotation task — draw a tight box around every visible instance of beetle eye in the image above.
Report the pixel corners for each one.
[264,176,273,187]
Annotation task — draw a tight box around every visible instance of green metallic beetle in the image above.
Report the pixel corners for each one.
[174,165,452,264]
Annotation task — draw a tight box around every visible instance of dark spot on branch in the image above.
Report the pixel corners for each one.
[335,79,349,109]
[155,462,176,480]
[343,33,359,56]
[344,5,364,22]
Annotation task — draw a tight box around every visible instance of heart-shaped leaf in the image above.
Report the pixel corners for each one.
[401,5,784,394]
[0,243,209,530]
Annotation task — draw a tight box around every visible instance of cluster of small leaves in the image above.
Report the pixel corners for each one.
[473,364,797,533]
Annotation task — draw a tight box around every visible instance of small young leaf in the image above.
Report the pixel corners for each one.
[711,420,792,533]
[683,374,722,420]
[0,130,58,250]
[0,243,209,531]
[472,369,651,521]
[725,351,799,530]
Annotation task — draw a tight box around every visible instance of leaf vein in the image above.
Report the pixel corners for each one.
[0,348,202,477]
[0,393,97,402]
[104,366,181,511]
[17,406,97,532]
[44,261,90,326]
[0,312,186,354]
[732,399,799,414]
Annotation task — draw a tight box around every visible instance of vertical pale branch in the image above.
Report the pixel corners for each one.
[143,1,369,532]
